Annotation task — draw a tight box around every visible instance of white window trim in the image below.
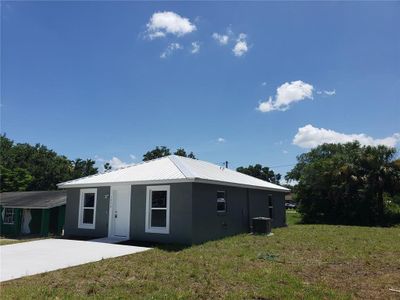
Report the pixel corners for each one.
[217,191,227,213]
[145,185,170,234]
[78,188,97,229]
[3,208,15,225]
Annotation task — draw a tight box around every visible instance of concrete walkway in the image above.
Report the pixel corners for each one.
[0,239,150,282]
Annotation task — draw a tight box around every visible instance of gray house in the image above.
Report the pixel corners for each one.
[58,155,289,245]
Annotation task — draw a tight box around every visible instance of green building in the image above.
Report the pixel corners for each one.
[0,191,66,237]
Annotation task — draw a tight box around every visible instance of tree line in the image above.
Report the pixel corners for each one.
[3,135,398,226]
[286,142,400,226]
[0,138,282,192]
[0,135,98,192]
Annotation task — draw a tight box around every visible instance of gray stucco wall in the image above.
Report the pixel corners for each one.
[130,183,193,245]
[64,186,110,238]
[270,191,286,227]
[63,182,285,245]
[248,189,286,228]
[192,183,249,244]
[192,183,286,244]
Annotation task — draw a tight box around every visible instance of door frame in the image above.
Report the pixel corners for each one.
[108,184,131,238]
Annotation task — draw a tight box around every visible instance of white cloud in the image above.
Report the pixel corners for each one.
[324,90,336,96]
[232,33,248,57]
[191,41,200,54]
[212,32,229,45]
[257,97,274,112]
[293,124,400,148]
[213,30,249,57]
[96,155,136,171]
[94,155,105,163]
[146,11,196,39]
[217,137,226,143]
[160,43,183,58]
[261,82,267,86]
[257,80,314,112]
[108,157,130,169]
[317,89,336,96]
[283,150,289,154]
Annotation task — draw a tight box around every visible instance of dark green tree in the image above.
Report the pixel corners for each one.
[0,134,14,167]
[104,162,112,171]
[236,164,281,184]
[286,142,400,226]
[174,148,197,159]
[0,166,33,192]
[174,148,187,157]
[0,134,98,191]
[143,146,171,161]
[71,158,97,178]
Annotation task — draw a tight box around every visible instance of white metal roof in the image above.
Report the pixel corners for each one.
[58,155,289,192]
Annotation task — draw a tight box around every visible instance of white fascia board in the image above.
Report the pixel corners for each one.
[192,178,290,192]
[58,177,290,192]
[57,178,194,189]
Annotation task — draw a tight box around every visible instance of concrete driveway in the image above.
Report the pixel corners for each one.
[0,239,150,282]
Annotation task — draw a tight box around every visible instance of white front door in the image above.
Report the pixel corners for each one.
[109,185,131,238]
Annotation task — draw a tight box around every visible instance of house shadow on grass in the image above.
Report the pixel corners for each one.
[61,235,188,252]
[119,239,190,252]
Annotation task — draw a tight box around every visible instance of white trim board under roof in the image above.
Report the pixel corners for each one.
[57,155,289,192]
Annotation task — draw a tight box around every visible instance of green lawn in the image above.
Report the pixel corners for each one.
[0,238,21,246]
[2,212,399,299]
[286,209,302,225]
[0,236,45,246]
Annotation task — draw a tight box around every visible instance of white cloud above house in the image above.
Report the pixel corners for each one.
[146,11,196,39]
[212,29,249,57]
[160,43,183,58]
[108,157,130,169]
[257,80,314,112]
[232,33,248,57]
[293,124,400,148]
[217,137,226,143]
[317,89,336,96]
[191,41,200,54]
[95,155,137,171]
[212,32,229,45]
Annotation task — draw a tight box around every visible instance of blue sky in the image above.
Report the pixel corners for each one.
[2,1,399,177]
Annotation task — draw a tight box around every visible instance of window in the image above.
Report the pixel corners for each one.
[145,185,170,234]
[78,188,97,229]
[268,194,273,219]
[217,191,226,213]
[3,208,15,224]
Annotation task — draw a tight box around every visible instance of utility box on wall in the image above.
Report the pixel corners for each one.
[251,217,272,234]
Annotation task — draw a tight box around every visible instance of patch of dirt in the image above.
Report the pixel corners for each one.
[292,260,400,299]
